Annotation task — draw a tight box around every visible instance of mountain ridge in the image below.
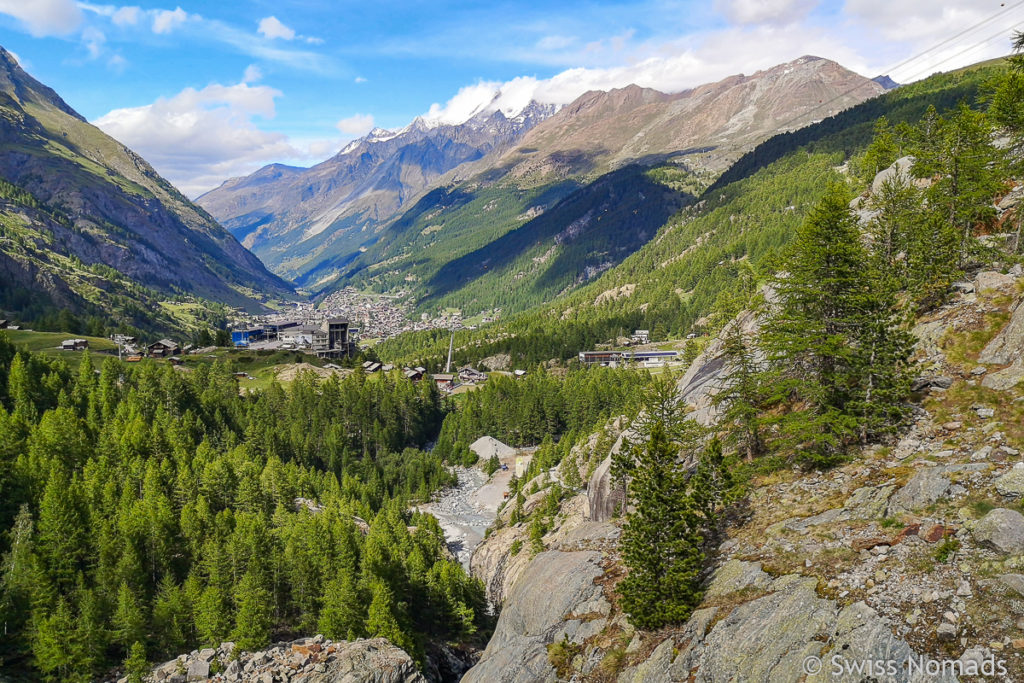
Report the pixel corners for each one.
[0,46,293,330]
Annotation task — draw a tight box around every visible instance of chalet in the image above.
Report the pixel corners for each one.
[0,319,7,329]
[404,368,423,381]
[148,339,180,357]
[432,373,454,389]
[112,334,136,346]
[61,338,89,351]
[458,367,487,383]
[381,364,395,372]
[364,362,382,373]
[167,356,183,366]
[631,329,650,344]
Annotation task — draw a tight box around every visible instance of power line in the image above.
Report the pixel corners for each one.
[771,3,1024,134]
[881,0,1024,78]
[898,24,1021,84]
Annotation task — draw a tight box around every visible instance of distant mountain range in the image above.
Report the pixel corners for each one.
[198,55,884,315]
[0,46,292,330]
[196,101,557,281]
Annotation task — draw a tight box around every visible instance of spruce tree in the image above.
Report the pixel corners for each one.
[366,580,416,656]
[318,573,365,641]
[618,420,706,629]
[759,184,876,463]
[112,581,146,651]
[124,642,149,683]
[231,569,273,651]
[713,324,766,461]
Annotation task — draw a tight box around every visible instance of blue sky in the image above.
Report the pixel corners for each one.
[0,0,1021,195]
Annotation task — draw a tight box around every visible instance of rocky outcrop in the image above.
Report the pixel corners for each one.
[462,550,608,683]
[970,508,1024,554]
[143,637,424,683]
[980,291,1024,390]
[587,453,625,523]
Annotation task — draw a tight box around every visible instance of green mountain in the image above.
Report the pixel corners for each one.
[316,56,884,316]
[374,58,1006,368]
[0,47,293,332]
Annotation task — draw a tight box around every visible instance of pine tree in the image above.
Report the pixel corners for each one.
[231,569,273,651]
[31,597,77,682]
[365,580,416,657]
[759,184,875,463]
[124,641,149,683]
[113,581,146,651]
[318,572,365,641]
[618,421,706,629]
[911,104,1002,265]
[713,324,766,461]
[858,116,900,182]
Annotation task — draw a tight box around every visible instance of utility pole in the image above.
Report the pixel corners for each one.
[445,328,454,374]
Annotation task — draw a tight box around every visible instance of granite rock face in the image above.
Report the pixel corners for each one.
[462,550,608,683]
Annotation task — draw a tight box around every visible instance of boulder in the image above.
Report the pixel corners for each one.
[291,639,425,683]
[995,464,1024,497]
[975,270,1016,292]
[982,360,1024,391]
[972,508,1024,554]
[979,297,1024,365]
[871,156,915,195]
[887,468,950,515]
[844,484,896,519]
[911,375,953,391]
[186,660,209,681]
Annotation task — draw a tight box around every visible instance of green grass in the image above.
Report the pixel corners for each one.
[7,329,117,354]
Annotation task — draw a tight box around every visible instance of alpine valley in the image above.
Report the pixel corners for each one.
[5,11,1024,683]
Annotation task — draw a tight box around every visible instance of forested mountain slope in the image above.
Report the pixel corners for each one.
[0,47,293,332]
[318,56,884,314]
[374,59,1007,369]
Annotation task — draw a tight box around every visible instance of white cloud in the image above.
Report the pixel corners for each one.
[0,0,82,36]
[152,6,187,34]
[108,53,127,71]
[336,113,375,135]
[714,0,818,26]
[537,34,576,51]
[258,16,295,40]
[94,80,302,196]
[842,0,1024,81]
[354,76,367,83]
[242,64,263,83]
[82,26,106,58]
[111,5,140,26]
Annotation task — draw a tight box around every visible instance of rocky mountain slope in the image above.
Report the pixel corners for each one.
[196,102,556,282]
[0,46,292,327]
[318,56,884,315]
[462,261,1024,681]
[465,55,885,185]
